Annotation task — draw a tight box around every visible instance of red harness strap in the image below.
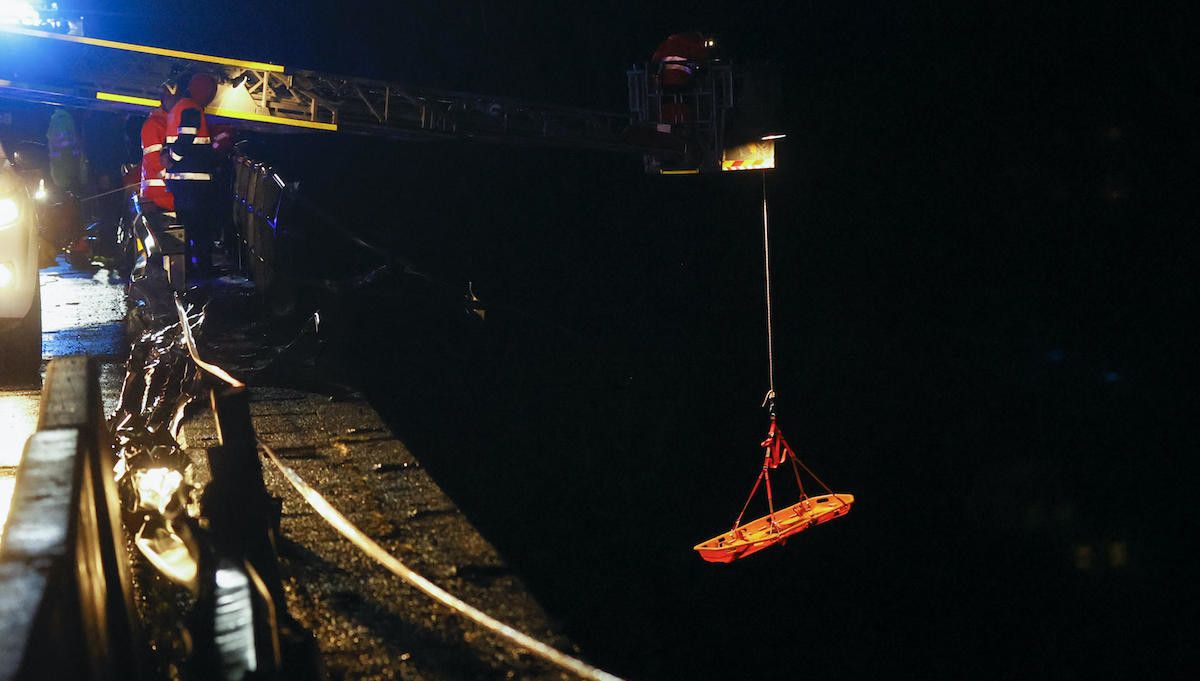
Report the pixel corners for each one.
[730,416,809,532]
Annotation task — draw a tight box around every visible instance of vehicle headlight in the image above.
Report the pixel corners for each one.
[0,197,19,230]
[0,262,14,288]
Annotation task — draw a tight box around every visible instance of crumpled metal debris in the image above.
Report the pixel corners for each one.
[109,245,331,680]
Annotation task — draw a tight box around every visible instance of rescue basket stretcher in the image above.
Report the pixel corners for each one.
[694,493,854,563]
[694,416,853,563]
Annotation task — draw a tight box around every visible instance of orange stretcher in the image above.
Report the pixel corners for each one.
[694,416,853,563]
[694,493,854,563]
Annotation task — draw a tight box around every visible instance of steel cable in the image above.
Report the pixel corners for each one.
[761,172,776,409]
[77,182,141,203]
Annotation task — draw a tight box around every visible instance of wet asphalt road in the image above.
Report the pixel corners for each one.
[0,255,126,546]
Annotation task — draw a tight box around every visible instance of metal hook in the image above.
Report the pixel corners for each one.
[761,389,776,415]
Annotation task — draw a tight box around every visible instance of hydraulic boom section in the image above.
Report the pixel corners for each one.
[1,25,774,172]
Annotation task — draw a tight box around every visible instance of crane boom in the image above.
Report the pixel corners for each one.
[0,25,644,152]
[1,24,771,172]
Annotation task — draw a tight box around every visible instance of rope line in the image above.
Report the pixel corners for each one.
[761,172,775,407]
[173,294,245,389]
[259,440,624,681]
[78,181,141,203]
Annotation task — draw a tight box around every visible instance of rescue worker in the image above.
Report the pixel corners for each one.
[651,32,714,89]
[651,33,717,128]
[163,72,223,282]
[139,80,180,212]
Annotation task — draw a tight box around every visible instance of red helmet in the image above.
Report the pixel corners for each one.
[186,73,218,107]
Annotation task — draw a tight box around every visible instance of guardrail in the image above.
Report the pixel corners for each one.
[231,155,295,300]
[0,363,318,681]
[0,356,143,681]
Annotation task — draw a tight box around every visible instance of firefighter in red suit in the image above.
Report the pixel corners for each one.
[163,72,226,281]
[139,81,180,212]
[651,32,714,89]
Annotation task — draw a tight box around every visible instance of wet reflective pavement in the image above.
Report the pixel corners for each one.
[0,390,38,535]
[0,255,127,546]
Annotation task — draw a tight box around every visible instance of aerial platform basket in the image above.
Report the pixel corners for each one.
[694,416,853,563]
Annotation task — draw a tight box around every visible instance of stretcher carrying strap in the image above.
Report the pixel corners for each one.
[730,419,816,532]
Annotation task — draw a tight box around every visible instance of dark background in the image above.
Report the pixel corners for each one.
[59,1,1199,678]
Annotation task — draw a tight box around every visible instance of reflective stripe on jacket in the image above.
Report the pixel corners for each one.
[164,98,217,186]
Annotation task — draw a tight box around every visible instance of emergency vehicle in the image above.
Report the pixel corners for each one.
[0,138,41,383]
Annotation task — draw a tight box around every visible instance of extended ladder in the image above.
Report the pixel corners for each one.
[0,25,644,152]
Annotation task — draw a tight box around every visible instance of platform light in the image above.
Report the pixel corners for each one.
[210,78,256,115]
[0,196,18,227]
[33,179,47,202]
[722,139,776,171]
[761,133,787,141]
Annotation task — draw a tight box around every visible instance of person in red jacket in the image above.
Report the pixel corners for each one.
[651,32,714,89]
[139,80,180,212]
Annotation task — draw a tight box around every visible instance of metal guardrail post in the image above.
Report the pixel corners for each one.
[0,357,143,681]
[203,386,289,624]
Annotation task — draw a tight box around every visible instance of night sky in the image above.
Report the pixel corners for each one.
[46,2,1199,678]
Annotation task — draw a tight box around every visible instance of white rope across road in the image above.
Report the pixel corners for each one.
[259,441,624,681]
[173,294,623,681]
[173,295,245,389]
